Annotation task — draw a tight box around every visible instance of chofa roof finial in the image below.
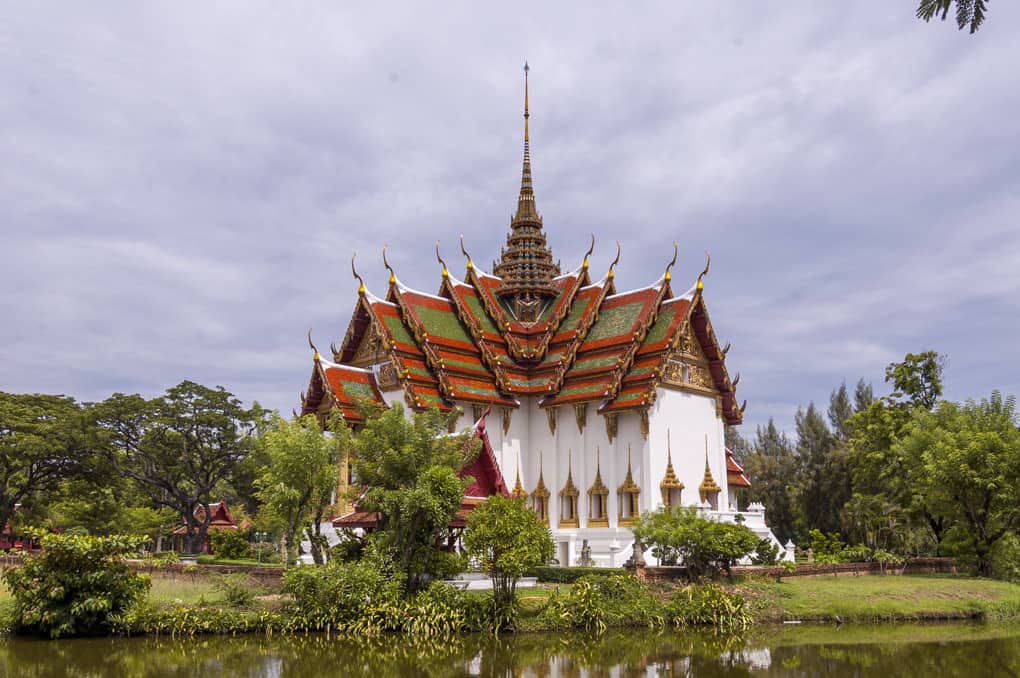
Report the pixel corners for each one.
[382,244,396,285]
[696,251,711,292]
[307,328,320,362]
[608,241,622,279]
[582,233,595,271]
[664,242,678,282]
[351,254,366,295]
[459,234,474,271]
[436,241,449,279]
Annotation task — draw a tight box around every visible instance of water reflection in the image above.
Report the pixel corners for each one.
[1,622,1018,677]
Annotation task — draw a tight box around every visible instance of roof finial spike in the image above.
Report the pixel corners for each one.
[524,60,530,143]
[696,250,711,292]
[307,328,320,362]
[664,242,678,282]
[582,233,595,270]
[459,234,474,271]
[608,241,621,279]
[436,241,449,279]
[351,254,366,295]
[382,245,396,286]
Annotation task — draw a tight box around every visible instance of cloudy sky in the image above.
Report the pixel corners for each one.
[3,2,1018,435]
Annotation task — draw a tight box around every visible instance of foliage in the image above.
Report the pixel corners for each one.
[632,506,759,581]
[750,538,780,566]
[464,494,554,614]
[541,577,608,633]
[809,529,846,558]
[255,412,343,565]
[525,566,627,583]
[917,0,989,33]
[3,531,150,638]
[666,583,752,632]
[885,351,946,410]
[0,393,87,536]
[789,402,852,539]
[282,554,401,631]
[212,573,257,608]
[896,392,1020,576]
[345,403,474,593]
[91,382,261,554]
[741,418,797,543]
[208,528,251,560]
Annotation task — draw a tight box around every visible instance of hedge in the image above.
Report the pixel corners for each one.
[525,566,627,583]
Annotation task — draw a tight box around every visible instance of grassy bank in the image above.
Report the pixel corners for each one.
[739,574,1020,623]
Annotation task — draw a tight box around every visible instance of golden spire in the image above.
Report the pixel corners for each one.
[511,451,527,499]
[494,62,560,309]
[561,448,578,496]
[619,444,639,493]
[533,449,549,496]
[660,428,684,504]
[524,60,530,143]
[699,434,721,502]
[590,446,607,494]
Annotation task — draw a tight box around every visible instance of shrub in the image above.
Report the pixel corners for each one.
[209,529,251,560]
[632,507,760,581]
[282,555,401,632]
[213,573,258,608]
[666,584,752,631]
[3,531,150,638]
[463,495,554,615]
[750,538,780,566]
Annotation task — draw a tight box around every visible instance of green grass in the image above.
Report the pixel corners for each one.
[194,555,283,568]
[739,574,1020,623]
[148,574,223,605]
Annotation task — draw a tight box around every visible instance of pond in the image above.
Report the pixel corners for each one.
[1,622,1018,677]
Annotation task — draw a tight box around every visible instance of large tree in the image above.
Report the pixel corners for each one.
[256,412,343,565]
[741,419,797,544]
[346,403,474,593]
[91,381,259,553]
[847,351,949,546]
[464,495,553,615]
[897,392,1020,576]
[789,403,850,539]
[0,393,85,535]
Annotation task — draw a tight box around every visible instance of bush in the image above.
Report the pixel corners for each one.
[2,531,150,638]
[750,538,780,566]
[632,507,760,581]
[464,495,554,615]
[526,566,626,583]
[213,573,258,608]
[282,556,401,632]
[666,583,752,631]
[209,529,251,560]
[539,574,664,633]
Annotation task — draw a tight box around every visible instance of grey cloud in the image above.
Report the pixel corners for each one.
[2,2,1019,436]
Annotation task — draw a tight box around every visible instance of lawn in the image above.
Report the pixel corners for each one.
[740,574,1020,622]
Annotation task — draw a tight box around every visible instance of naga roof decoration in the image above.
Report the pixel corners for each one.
[304,66,744,426]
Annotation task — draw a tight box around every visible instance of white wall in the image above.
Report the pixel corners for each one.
[647,389,728,510]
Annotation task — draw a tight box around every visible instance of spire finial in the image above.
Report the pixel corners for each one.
[524,61,530,142]
[459,234,474,271]
[351,254,366,295]
[664,242,678,282]
[382,245,396,286]
[696,250,711,292]
[307,328,320,362]
[436,241,449,278]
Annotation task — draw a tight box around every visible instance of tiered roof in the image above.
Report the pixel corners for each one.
[301,66,744,427]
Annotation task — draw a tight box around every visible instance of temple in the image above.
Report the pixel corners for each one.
[300,65,780,566]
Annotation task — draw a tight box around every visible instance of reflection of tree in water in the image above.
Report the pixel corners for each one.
[1,626,1019,677]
